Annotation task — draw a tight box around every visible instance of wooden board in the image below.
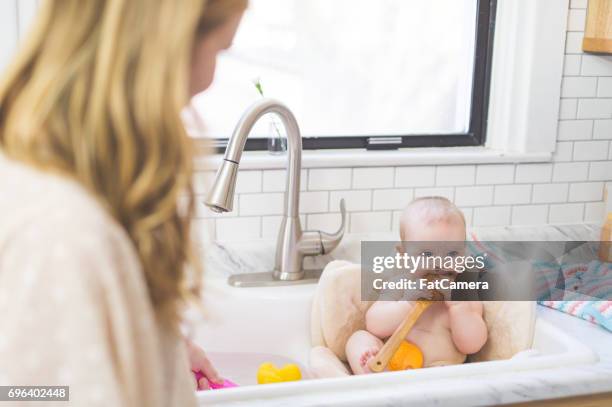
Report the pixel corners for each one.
[583,0,612,54]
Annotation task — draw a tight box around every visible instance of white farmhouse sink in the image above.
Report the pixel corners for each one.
[192,277,598,407]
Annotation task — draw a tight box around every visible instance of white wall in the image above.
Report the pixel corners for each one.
[0,1,19,70]
[0,0,38,70]
[197,0,612,242]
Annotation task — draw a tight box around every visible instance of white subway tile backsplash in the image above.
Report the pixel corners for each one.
[239,193,284,216]
[573,140,610,161]
[300,191,329,213]
[561,77,597,98]
[553,162,589,182]
[263,169,307,192]
[391,211,402,232]
[234,171,263,194]
[436,165,475,186]
[577,99,612,120]
[552,142,574,162]
[598,78,612,97]
[454,186,493,206]
[193,171,214,194]
[549,203,584,223]
[569,182,604,202]
[459,207,473,227]
[559,99,578,119]
[192,218,215,243]
[515,164,553,183]
[349,212,392,233]
[330,190,372,211]
[567,8,586,31]
[353,167,394,189]
[532,183,570,203]
[557,120,593,140]
[414,187,454,201]
[473,206,511,227]
[563,55,582,76]
[585,201,606,222]
[395,166,436,187]
[494,185,532,205]
[476,164,515,184]
[593,120,612,140]
[557,162,593,184]
[581,55,612,76]
[308,168,351,190]
[216,217,260,241]
[512,205,549,225]
[589,161,612,181]
[565,32,584,54]
[372,188,414,210]
[262,170,284,191]
[610,143,612,160]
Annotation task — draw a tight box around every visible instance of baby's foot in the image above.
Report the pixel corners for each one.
[359,347,379,370]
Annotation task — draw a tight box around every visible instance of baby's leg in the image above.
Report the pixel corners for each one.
[345,330,384,375]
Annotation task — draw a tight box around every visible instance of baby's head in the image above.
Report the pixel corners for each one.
[398,197,466,282]
[399,196,466,243]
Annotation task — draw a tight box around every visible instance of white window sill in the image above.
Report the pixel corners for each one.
[195,146,552,171]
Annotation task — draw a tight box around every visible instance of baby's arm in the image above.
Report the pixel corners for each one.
[446,301,487,354]
[366,300,414,338]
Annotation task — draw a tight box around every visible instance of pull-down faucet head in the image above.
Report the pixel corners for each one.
[206,159,238,213]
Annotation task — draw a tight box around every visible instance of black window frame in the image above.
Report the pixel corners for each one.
[213,0,497,153]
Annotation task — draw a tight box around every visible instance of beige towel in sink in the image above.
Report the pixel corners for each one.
[469,301,536,362]
[309,261,536,377]
[310,260,373,361]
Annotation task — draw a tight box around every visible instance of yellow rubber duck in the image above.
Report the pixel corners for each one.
[257,362,302,384]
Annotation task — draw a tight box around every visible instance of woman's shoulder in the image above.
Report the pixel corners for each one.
[0,153,138,268]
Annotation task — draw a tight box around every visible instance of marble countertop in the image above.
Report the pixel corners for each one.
[200,223,611,405]
[202,223,602,277]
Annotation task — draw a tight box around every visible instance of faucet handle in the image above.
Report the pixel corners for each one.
[299,199,346,256]
[320,198,346,254]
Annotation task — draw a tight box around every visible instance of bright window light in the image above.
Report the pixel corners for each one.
[189,0,478,139]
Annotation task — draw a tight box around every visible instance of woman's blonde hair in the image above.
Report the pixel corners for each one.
[0,0,246,329]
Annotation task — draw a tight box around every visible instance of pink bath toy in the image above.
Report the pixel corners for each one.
[194,371,238,390]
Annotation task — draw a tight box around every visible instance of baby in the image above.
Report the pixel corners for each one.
[346,197,487,374]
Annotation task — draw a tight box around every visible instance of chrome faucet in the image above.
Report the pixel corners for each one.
[205,98,346,287]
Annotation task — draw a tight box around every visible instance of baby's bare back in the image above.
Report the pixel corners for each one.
[406,303,466,367]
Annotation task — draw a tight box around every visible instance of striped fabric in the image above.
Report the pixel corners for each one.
[466,240,611,332]
[539,260,612,332]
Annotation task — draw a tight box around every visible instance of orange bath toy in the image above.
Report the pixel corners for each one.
[388,340,424,371]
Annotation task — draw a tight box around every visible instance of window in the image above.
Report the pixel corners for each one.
[187,0,497,151]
